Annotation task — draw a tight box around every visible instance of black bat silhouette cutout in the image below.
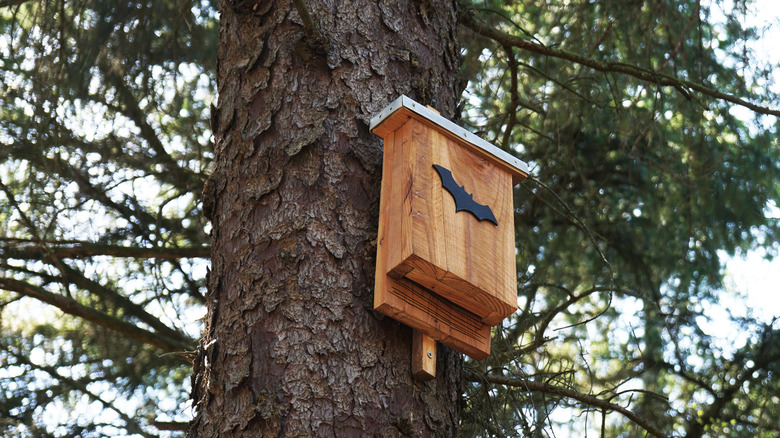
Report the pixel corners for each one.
[432,164,498,226]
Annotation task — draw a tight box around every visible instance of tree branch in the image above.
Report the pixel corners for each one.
[10,350,157,438]
[150,421,189,431]
[0,0,32,7]
[459,7,780,118]
[527,176,614,280]
[292,0,329,50]
[684,327,780,438]
[101,67,202,191]
[0,241,210,260]
[54,262,194,343]
[464,371,669,438]
[0,277,195,355]
[501,45,519,149]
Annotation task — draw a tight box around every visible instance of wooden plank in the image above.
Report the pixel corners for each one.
[369,96,529,184]
[376,275,491,360]
[384,119,517,326]
[399,253,493,319]
[385,120,413,281]
[412,331,436,381]
[374,125,396,313]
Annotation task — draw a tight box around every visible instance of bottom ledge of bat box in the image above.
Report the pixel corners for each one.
[391,254,517,327]
[374,276,491,360]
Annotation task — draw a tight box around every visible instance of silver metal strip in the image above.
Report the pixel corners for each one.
[370,95,529,175]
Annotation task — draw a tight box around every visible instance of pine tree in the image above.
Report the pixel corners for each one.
[2,1,779,437]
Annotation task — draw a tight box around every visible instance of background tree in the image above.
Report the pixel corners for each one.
[458,1,780,436]
[1,1,216,435]
[1,0,779,437]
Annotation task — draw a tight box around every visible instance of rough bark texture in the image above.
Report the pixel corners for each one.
[190,0,462,436]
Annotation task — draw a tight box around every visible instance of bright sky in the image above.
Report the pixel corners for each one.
[718,0,780,325]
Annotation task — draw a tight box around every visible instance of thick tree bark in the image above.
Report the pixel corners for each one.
[190,0,462,436]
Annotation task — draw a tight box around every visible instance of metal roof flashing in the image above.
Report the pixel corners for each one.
[370,95,529,184]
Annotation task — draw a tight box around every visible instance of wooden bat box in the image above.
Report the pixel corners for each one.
[371,96,528,359]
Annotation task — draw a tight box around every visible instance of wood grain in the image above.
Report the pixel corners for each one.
[374,122,491,359]
[412,331,436,381]
[375,275,491,360]
[381,116,518,326]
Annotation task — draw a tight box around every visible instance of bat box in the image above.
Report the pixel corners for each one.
[371,96,528,359]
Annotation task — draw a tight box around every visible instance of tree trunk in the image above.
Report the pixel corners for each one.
[190,0,462,436]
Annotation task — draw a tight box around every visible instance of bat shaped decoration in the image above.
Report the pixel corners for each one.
[432,164,498,226]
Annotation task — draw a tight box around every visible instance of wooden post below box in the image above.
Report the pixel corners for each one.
[371,96,528,360]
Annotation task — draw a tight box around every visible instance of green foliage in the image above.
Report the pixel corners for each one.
[460,0,780,436]
[2,0,779,437]
[1,0,216,435]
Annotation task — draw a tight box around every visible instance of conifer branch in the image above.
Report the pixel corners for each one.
[0,277,195,354]
[459,7,780,118]
[464,371,669,438]
[0,241,210,260]
[149,421,190,431]
[0,0,32,7]
[101,67,203,191]
[9,351,157,438]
